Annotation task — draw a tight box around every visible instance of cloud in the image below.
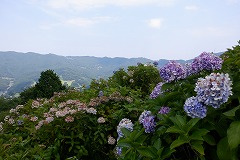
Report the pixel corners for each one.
[148,18,163,29]
[45,0,175,10]
[185,5,198,11]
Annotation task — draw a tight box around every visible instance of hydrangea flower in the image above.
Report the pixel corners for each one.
[65,116,74,123]
[184,96,207,118]
[194,73,232,108]
[150,82,164,99]
[98,90,104,97]
[108,136,116,145]
[159,61,186,82]
[17,120,24,125]
[158,106,171,114]
[0,122,3,131]
[97,117,106,123]
[139,110,152,124]
[191,52,223,74]
[117,118,134,138]
[142,115,156,133]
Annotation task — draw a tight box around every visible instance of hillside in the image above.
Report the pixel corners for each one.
[0,52,155,96]
[0,51,222,96]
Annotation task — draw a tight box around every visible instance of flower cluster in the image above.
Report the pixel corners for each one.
[159,61,186,82]
[184,72,232,118]
[0,122,3,131]
[65,116,74,123]
[139,110,152,124]
[158,106,171,114]
[108,136,116,145]
[116,118,134,156]
[184,96,207,118]
[191,52,223,74]
[97,117,106,123]
[150,82,164,99]
[139,110,156,133]
[117,118,134,138]
[195,73,232,108]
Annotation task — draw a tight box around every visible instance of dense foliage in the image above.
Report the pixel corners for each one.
[0,41,239,159]
[20,70,66,103]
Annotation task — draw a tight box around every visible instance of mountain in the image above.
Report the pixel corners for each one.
[0,52,156,96]
[0,51,223,96]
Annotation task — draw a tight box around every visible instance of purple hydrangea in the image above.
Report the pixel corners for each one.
[191,52,223,74]
[98,90,103,97]
[150,82,164,99]
[194,73,232,109]
[159,61,186,83]
[158,106,171,114]
[184,96,207,118]
[139,110,152,124]
[184,63,195,77]
[117,118,134,138]
[142,116,156,133]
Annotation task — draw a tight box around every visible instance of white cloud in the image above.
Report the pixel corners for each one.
[185,5,198,11]
[45,0,175,10]
[148,18,163,29]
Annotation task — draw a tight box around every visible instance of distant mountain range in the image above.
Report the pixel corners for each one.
[0,51,222,96]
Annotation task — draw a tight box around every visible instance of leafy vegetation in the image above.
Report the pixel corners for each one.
[0,42,239,159]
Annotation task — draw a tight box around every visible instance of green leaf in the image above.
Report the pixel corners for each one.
[217,137,236,160]
[170,137,189,149]
[117,138,132,148]
[191,141,204,155]
[137,146,158,158]
[186,118,200,133]
[166,126,185,134]
[227,121,240,149]
[169,115,186,129]
[223,106,240,117]
[153,138,161,150]
[203,135,216,146]
[121,128,131,137]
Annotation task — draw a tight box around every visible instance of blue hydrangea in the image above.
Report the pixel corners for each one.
[158,106,171,114]
[194,73,232,108]
[98,90,103,97]
[150,82,164,99]
[184,96,207,118]
[159,61,186,82]
[117,118,134,138]
[139,110,152,124]
[142,115,156,133]
[191,52,223,74]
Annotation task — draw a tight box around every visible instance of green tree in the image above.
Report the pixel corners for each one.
[34,70,66,98]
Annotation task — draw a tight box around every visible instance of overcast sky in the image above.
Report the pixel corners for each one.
[0,0,240,60]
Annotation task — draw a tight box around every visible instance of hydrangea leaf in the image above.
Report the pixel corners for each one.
[223,106,240,117]
[227,121,240,149]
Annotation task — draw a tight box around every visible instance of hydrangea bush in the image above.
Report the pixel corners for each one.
[1,42,240,159]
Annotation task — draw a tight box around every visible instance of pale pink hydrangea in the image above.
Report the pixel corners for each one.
[32,100,40,108]
[108,136,116,145]
[30,116,38,122]
[86,107,97,114]
[49,107,58,112]
[65,116,74,123]
[0,122,3,131]
[45,117,54,123]
[97,117,106,123]
[55,111,68,117]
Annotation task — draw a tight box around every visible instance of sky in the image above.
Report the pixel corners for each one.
[0,0,240,60]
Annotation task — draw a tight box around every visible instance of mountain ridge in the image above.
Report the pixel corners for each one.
[0,51,223,96]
